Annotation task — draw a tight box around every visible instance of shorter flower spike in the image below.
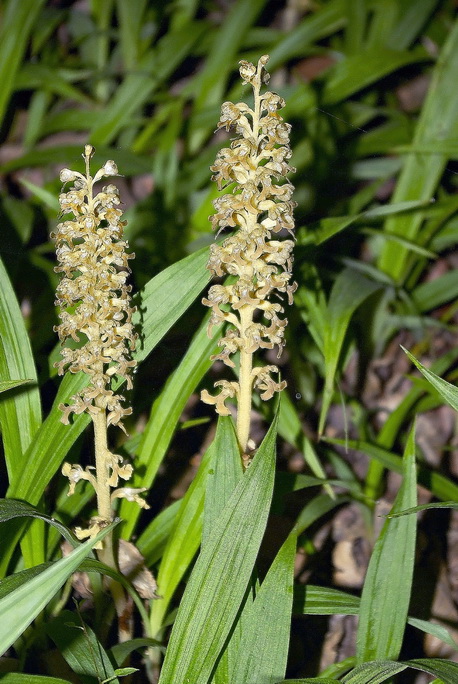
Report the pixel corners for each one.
[201,55,296,454]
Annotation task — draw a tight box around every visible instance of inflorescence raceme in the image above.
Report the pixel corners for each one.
[53,145,148,540]
[201,55,297,454]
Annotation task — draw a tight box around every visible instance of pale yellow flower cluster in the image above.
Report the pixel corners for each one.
[52,145,137,431]
[201,56,296,428]
[53,146,148,535]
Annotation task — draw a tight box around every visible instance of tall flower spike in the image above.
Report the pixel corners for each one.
[53,146,148,541]
[202,55,296,460]
[53,145,137,434]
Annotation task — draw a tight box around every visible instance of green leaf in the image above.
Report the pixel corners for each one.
[319,267,381,435]
[402,346,458,412]
[0,255,41,481]
[408,618,458,653]
[0,0,47,126]
[0,499,76,547]
[0,379,32,394]
[0,562,53,600]
[90,23,204,146]
[412,270,458,312]
[202,415,243,543]
[277,680,338,684]
[356,423,417,662]
[137,499,181,567]
[120,310,221,538]
[325,437,458,502]
[378,19,458,282]
[302,199,434,246]
[323,46,429,105]
[342,661,407,683]
[157,413,278,684]
[388,501,458,518]
[110,638,164,668]
[268,0,346,68]
[0,522,115,655]
[149,432,217,637]
[232,533,296,684]
[47,609,119,684]
[294,584,360,616]
[407,657,458,682]
[0,676,71,684]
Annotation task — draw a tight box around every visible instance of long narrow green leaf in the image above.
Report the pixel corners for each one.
[294,585,360,616]
[0,0,47,126]
[0,256,41,480]
[203,416,244,684]
[402,347,458,412]
[158,413,278,684]
[0,499,76,547]
[90,22,204,146]
[378,19,458,281]
[149,432,219,637]
[232,533,296,684]
[119,311,221,537]
[326,437,458,502]
[137,499,181,567]
[0,522,115,655]
[319,267,381,435]
[356,423,417,661]
[0,379,32,394]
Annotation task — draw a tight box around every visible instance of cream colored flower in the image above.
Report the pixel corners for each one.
[52,145,137,431]
[202,56,296,422]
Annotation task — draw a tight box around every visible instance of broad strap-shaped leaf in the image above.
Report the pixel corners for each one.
[232,533,296,684]
[204,416,244,684]
[47,610,119,684]
[319,267,381,435]
[149,431,219,637]
[0,255,41,481]
[0,522,115,655]
[294,584,360,616]
[120,310,221,538]
[202,415,242,543]
[158,414,278,684]
[356,423,417,661]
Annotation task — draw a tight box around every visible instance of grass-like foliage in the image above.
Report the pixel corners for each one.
[1,2,458,683]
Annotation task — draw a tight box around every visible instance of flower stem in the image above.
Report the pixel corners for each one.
[237,306,254,458]
[92,406,132,642]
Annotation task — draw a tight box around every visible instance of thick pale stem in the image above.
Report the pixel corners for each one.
[235,66,262,458]
[92,406,131,642]
[237,306,254,455]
